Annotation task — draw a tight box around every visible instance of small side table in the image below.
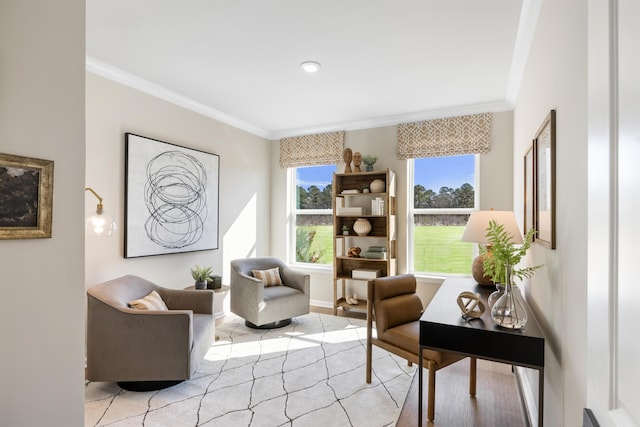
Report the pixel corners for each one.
[184,285,230,342]
[183,285,230,319]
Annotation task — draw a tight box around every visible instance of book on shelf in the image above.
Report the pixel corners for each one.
[341,189,360,194]
[352,269,381,280]
[337,207,362,216]
[362,251,387,259]
[367,246,387,252]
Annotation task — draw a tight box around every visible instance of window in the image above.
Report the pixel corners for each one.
[410,155,477,275]
[292,164,336,265]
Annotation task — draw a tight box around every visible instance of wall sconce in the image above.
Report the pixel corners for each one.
[461,210,523,285]
[85,187,116,237]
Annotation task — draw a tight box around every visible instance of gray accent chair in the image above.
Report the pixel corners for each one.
[230,257,310,328]
[86,275,215,391]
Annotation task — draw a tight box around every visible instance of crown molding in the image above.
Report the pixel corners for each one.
[269,100,513,140]
[87,56,514,142]
[86,56,273,139]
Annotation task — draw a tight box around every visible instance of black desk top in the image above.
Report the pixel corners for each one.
[419,277,545,368]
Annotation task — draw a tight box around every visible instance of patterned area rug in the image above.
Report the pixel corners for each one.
[85,312,415,426]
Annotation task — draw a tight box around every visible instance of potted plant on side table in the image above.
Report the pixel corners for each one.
[191,265,213,290]
[482,220,542,329]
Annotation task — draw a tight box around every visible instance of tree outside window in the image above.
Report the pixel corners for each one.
[412,155,476,274]
[294,165,335,264]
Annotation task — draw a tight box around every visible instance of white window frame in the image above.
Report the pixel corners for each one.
[287,167,334,269]
[407,155,480,276]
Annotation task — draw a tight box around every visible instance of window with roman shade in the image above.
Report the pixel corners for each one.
[397,112,492,159]
[400,113,491,276]
[279,131,345,168]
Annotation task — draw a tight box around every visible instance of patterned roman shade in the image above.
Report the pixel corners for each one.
[279,131,345,168]
[397,113,492,159]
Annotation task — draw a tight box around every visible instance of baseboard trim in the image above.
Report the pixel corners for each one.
[514,366,537,427]
[310,299,333,309]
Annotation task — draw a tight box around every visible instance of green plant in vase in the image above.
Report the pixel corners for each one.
[191,265,213,289]
[481,220,540,284]
[362,155,378,172]
[481,219,542,329]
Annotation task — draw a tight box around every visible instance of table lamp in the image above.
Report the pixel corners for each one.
[461,210,523,285]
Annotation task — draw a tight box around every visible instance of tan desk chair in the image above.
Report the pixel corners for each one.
[366,274,477,422]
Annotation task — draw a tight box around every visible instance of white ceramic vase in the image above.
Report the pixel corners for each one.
[353,218,372,236]
[370,179,385,193]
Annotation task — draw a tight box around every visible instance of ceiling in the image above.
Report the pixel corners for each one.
[86,0,537,140]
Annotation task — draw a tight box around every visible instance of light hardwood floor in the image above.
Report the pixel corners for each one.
[310,306,528,427]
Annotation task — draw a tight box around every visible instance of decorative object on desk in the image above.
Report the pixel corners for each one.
[353,151,362,172]
[482,219,542,328]
[191,265,213,289]
[362,154,378,172]
[491,264,528,328]
[348,246,361,257]
[0,152,54,240]
[353,218,372,236]
[345,293,358,305]
[342,225,349,236]
[461,210,524,286]
[208,274,222,290]
[369,179,385,193]
[456,291,485,319]
[343,148,353,173]
[487,283,506,308]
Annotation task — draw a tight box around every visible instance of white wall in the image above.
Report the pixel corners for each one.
[513,0,588,425]
[85,73,271,294]
[270,111,515,308]
[0,1,85,425]
[588,0,640,425]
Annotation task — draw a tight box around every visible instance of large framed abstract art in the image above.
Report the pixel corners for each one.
[124,133,220,258]
[0,153,54,239]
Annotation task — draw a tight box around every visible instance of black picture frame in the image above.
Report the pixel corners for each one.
[0,153,54,239]
[534,110,556,249]
[124,133,220,258]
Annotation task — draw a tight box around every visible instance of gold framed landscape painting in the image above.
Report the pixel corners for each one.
[0,153,54,239]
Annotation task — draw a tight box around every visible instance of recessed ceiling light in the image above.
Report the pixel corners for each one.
[300,61,321,73]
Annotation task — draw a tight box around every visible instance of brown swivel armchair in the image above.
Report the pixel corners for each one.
[366,274,476,422]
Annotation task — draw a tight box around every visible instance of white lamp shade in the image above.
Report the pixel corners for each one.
[461,210,523,244]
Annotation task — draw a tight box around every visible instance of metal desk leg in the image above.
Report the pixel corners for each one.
[538,368,544,427]
[418,346,423,427]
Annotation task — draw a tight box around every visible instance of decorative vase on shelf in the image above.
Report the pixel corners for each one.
[370,179,385,193]
[353,218,372,236]
[491,264,528,329]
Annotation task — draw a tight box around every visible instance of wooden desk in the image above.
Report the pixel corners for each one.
[418,278,545,426]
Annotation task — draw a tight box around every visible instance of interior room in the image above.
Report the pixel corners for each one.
[1,0,637,426]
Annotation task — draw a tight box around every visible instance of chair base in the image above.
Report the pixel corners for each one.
[118,380,183,392]
[245,318,292,329]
